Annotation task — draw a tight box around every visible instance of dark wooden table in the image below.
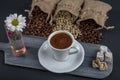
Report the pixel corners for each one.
[0,0,120,80]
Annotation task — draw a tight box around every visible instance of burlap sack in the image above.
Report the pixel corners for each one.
[79,0,114,30]
[53,0,84,22]
[26,0,60,21]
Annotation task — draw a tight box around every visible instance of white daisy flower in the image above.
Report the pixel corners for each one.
[4,13,26,32]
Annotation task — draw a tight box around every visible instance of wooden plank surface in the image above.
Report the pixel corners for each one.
[0,35,113,79]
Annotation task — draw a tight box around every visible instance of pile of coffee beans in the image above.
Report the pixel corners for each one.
[55,11,76,23]
[53,11,81,39]
[77,19,103,44]
[80,19,101,29]
[25,6,53,37]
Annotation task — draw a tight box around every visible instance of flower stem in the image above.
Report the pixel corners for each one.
[13,32,17,49]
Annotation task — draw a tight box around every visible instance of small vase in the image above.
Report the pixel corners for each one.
[7,30,26,56]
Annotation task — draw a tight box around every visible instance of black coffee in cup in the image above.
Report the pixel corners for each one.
[50,32,72,49]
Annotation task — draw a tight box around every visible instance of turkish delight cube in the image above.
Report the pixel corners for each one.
[99,62,108,70]
[96,51,104,61]
[105,52,112,62]
[100,45,108,52]
[92,59,100,68]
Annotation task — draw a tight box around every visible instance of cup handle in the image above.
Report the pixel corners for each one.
[69,46,79,55]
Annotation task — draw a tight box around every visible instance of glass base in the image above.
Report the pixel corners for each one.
[11,46,26,56]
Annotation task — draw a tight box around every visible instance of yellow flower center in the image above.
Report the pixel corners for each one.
[11,19,19,26]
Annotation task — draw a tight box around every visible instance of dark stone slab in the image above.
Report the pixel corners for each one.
[0,35,113,79]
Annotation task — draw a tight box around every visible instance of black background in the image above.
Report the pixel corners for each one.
[0,0,120,80]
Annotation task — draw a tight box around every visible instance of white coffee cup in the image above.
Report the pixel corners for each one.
[47,30,79,61]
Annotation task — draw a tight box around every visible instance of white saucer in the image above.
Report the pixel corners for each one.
[38,40,85,73]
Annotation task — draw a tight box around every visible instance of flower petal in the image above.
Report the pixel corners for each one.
[5,13,26,32]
